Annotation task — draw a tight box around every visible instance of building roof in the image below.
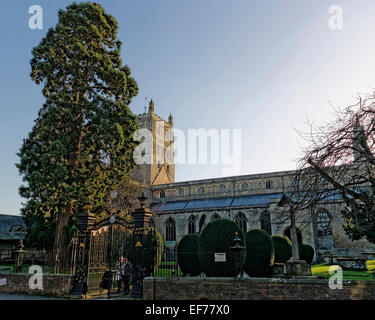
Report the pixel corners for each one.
[0,214,26,233]
[150,190,344,213]
[150,193,285,212]
[0,232,26,241]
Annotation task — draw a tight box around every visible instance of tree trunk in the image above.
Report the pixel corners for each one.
[289,208,300,260]
[53,94,83,254]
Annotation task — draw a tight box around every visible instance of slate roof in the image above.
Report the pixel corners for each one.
[0,214,26,232]
[150,190,345,213]
[0,214,26,241]
[150,193,285,212]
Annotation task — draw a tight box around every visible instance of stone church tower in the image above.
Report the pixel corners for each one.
[130,100,175,189]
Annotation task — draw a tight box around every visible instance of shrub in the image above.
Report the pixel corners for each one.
[298,243,314,264]
[198,219,246,277]
[272,235,292,263]
[244,229,274,277]
[177,233,201,276]
[126,228,164,276]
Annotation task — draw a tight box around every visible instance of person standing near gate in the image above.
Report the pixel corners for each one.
[123,257,132,295]
[115,256,126,294]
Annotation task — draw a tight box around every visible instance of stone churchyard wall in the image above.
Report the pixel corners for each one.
[143,277,375,300]
[0,272,73,297]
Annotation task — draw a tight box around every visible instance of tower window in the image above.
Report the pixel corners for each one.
[198,187,204,195]
[241,183,249,191]
[159,191,165,199]
[178,189,184,197]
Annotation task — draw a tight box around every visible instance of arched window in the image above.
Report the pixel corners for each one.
[159,191,165,199]
[219,185,226,193]
[241,183,249,191]
[165,218,176,242]
[178,189,184,197]
[188,215,197,234]
[316,209,332,236]
[198,187,204,195]
[235,213,247,232]
[260,212,272,235]
[199,214,206,232]
[211,213,220,221]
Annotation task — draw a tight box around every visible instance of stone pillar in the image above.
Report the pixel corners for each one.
[284,260,311,277]
[14,240,25,273]
[289,208,300,260]
[284,207,311,277]
[132,193,152,229]
[130,193,153,298]
[77,211,96,231]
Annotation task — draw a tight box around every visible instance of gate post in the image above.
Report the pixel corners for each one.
[130,193,153,298]
[70,211,96,298]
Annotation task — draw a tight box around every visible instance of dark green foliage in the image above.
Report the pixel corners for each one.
[126,228,163,276]
[177,234,201,276]
[198,219,246,277]
[243,229,274,277]
[342,198,375,244]
[298,243,314,264]
[17,2,139,249]
[272,235,292,263]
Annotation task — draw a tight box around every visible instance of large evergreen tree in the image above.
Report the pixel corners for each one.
[17,2,139,250]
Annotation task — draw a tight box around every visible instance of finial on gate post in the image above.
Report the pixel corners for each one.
[132,192,152,229]
[138,192,147,208]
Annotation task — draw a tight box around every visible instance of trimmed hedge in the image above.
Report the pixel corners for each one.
[177,233,201,276]
[244,229,274,277]
[298,243,314,264]
[198,219,246,277]
[272,235,292,263]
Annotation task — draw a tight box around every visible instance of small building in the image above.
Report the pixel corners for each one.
[0,214,26,251]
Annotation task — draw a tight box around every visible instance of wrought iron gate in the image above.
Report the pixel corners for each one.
[70,216,132,297]
[70,213,160,298]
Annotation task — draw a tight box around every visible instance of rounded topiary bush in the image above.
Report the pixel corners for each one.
[177,233,201,276]
[198,219,246,277]
[244,229,274,277]
[272,235,292,263]
[298,243,314,264]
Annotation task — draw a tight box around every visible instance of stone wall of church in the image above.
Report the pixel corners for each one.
[150,170,296,201]
[150,170,375,260]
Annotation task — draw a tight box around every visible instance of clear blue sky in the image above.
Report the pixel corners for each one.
[2,0,375,214]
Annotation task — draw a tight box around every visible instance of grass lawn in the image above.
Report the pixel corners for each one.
[311,260,375,281]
